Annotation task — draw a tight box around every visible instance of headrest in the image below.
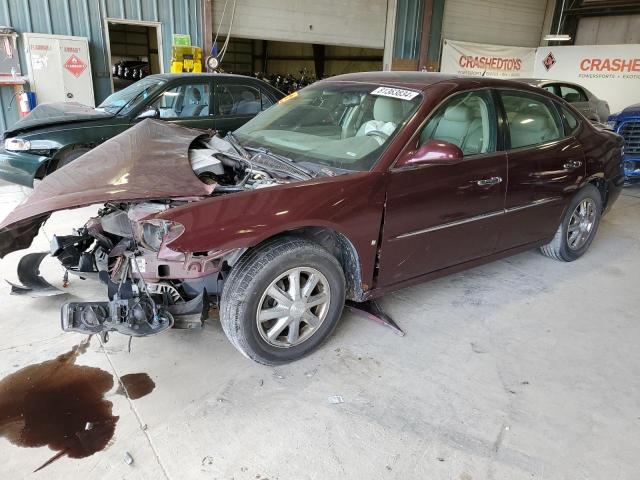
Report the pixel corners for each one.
[240,91,255,101]
[512,114,549,132]
[373,97,403,123]
[564,93,580,102]
[443,105,472,122]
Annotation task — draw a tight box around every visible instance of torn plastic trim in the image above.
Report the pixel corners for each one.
[6,252,65,297]
[129,247,243,283]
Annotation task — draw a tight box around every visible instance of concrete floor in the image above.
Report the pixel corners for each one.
[0,179,639,480]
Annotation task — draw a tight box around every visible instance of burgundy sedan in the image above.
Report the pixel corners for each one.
[0,72,624,364]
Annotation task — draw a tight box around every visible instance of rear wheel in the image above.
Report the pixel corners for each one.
[220,237,345,365]
[540,184,602,261]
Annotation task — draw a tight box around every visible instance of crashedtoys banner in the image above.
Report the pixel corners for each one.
[533,44,640,113]
[441,39,536,78]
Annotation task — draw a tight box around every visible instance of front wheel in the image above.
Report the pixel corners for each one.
[540,184,602,261]
[220,237,346,365]
[53,146,91,171]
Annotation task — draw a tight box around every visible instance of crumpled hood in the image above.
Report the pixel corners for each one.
[0,119,214,258]
[3,102,114,137]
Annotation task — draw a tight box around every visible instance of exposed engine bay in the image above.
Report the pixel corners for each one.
[6,129,312,340]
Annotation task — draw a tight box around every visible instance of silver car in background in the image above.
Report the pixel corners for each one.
[515,78,610,123]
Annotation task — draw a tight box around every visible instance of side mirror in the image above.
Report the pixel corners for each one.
[136,107,159,120]
[395,139,464,169]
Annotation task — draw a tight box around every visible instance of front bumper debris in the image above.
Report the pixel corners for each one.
[61,299,175,337]
[6,252,64,297]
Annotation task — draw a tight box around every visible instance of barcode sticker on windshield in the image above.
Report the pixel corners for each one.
[371,87,419,101]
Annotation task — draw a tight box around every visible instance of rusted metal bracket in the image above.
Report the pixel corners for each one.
[345,300,405,336]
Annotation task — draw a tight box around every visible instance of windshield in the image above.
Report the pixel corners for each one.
[234,82,422,171]
[97,77,166,115]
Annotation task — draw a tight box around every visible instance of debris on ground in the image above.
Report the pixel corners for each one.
[124,452,134,466]
[328,395,344,404]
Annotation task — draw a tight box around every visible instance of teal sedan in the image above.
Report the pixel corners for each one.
[0,73,283,187]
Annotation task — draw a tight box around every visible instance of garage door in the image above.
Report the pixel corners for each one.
[442,0,548,47]
[212,0,387,48]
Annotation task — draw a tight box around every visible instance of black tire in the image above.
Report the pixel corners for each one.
[540,184,602,262]
[220,237,346,365]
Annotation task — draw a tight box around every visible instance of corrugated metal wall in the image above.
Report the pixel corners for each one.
[575,14,640,45]
[212,0,387,49]
[0,0,202,132]
[442,0,548,47]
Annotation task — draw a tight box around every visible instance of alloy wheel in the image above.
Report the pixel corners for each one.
[567,198,597,250]
[256,267,331,348]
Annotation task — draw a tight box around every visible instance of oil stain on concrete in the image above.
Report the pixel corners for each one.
[0,338,154,472]
[117,373,155,400]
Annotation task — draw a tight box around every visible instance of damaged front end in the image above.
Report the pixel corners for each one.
[56,201,215,337]
[0,119,308,340]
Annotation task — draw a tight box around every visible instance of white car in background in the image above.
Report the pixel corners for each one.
[515,78,610,123]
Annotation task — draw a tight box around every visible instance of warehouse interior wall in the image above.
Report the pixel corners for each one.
[442,0,549,47]
[212,0,387,49]
[0,0,202,133]
[575,15,640,45]
[219,38,383,78]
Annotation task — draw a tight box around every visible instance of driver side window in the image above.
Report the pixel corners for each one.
[419,91,497,156]
[149,83,210,119]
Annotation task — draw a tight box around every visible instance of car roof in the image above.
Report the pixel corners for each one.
[319,71,563,94]
[514,78,581,87]
[146,72,262,81]
[144,72,284,96]
[319,71,461,90]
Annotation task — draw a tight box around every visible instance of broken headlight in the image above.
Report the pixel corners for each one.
[140,220,184,252]
[4,137,31,151]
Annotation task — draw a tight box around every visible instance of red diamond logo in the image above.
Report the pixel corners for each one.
[542,52,556,71]
[63,54,87,77]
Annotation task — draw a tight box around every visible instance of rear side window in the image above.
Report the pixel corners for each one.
[560,105,580,135]
[500,91,563,149]
[419,90,497,156]
[260,89,275,110]
[559,85,587,103]
[217,84,263,116]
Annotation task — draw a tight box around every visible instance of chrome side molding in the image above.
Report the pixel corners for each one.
[393,196,562,240]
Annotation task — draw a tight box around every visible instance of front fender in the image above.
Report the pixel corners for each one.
[0,149,49,187]
[156,172,387,288]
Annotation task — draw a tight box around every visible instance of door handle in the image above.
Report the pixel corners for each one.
[476,176,502,186]
[564,160,582,170]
